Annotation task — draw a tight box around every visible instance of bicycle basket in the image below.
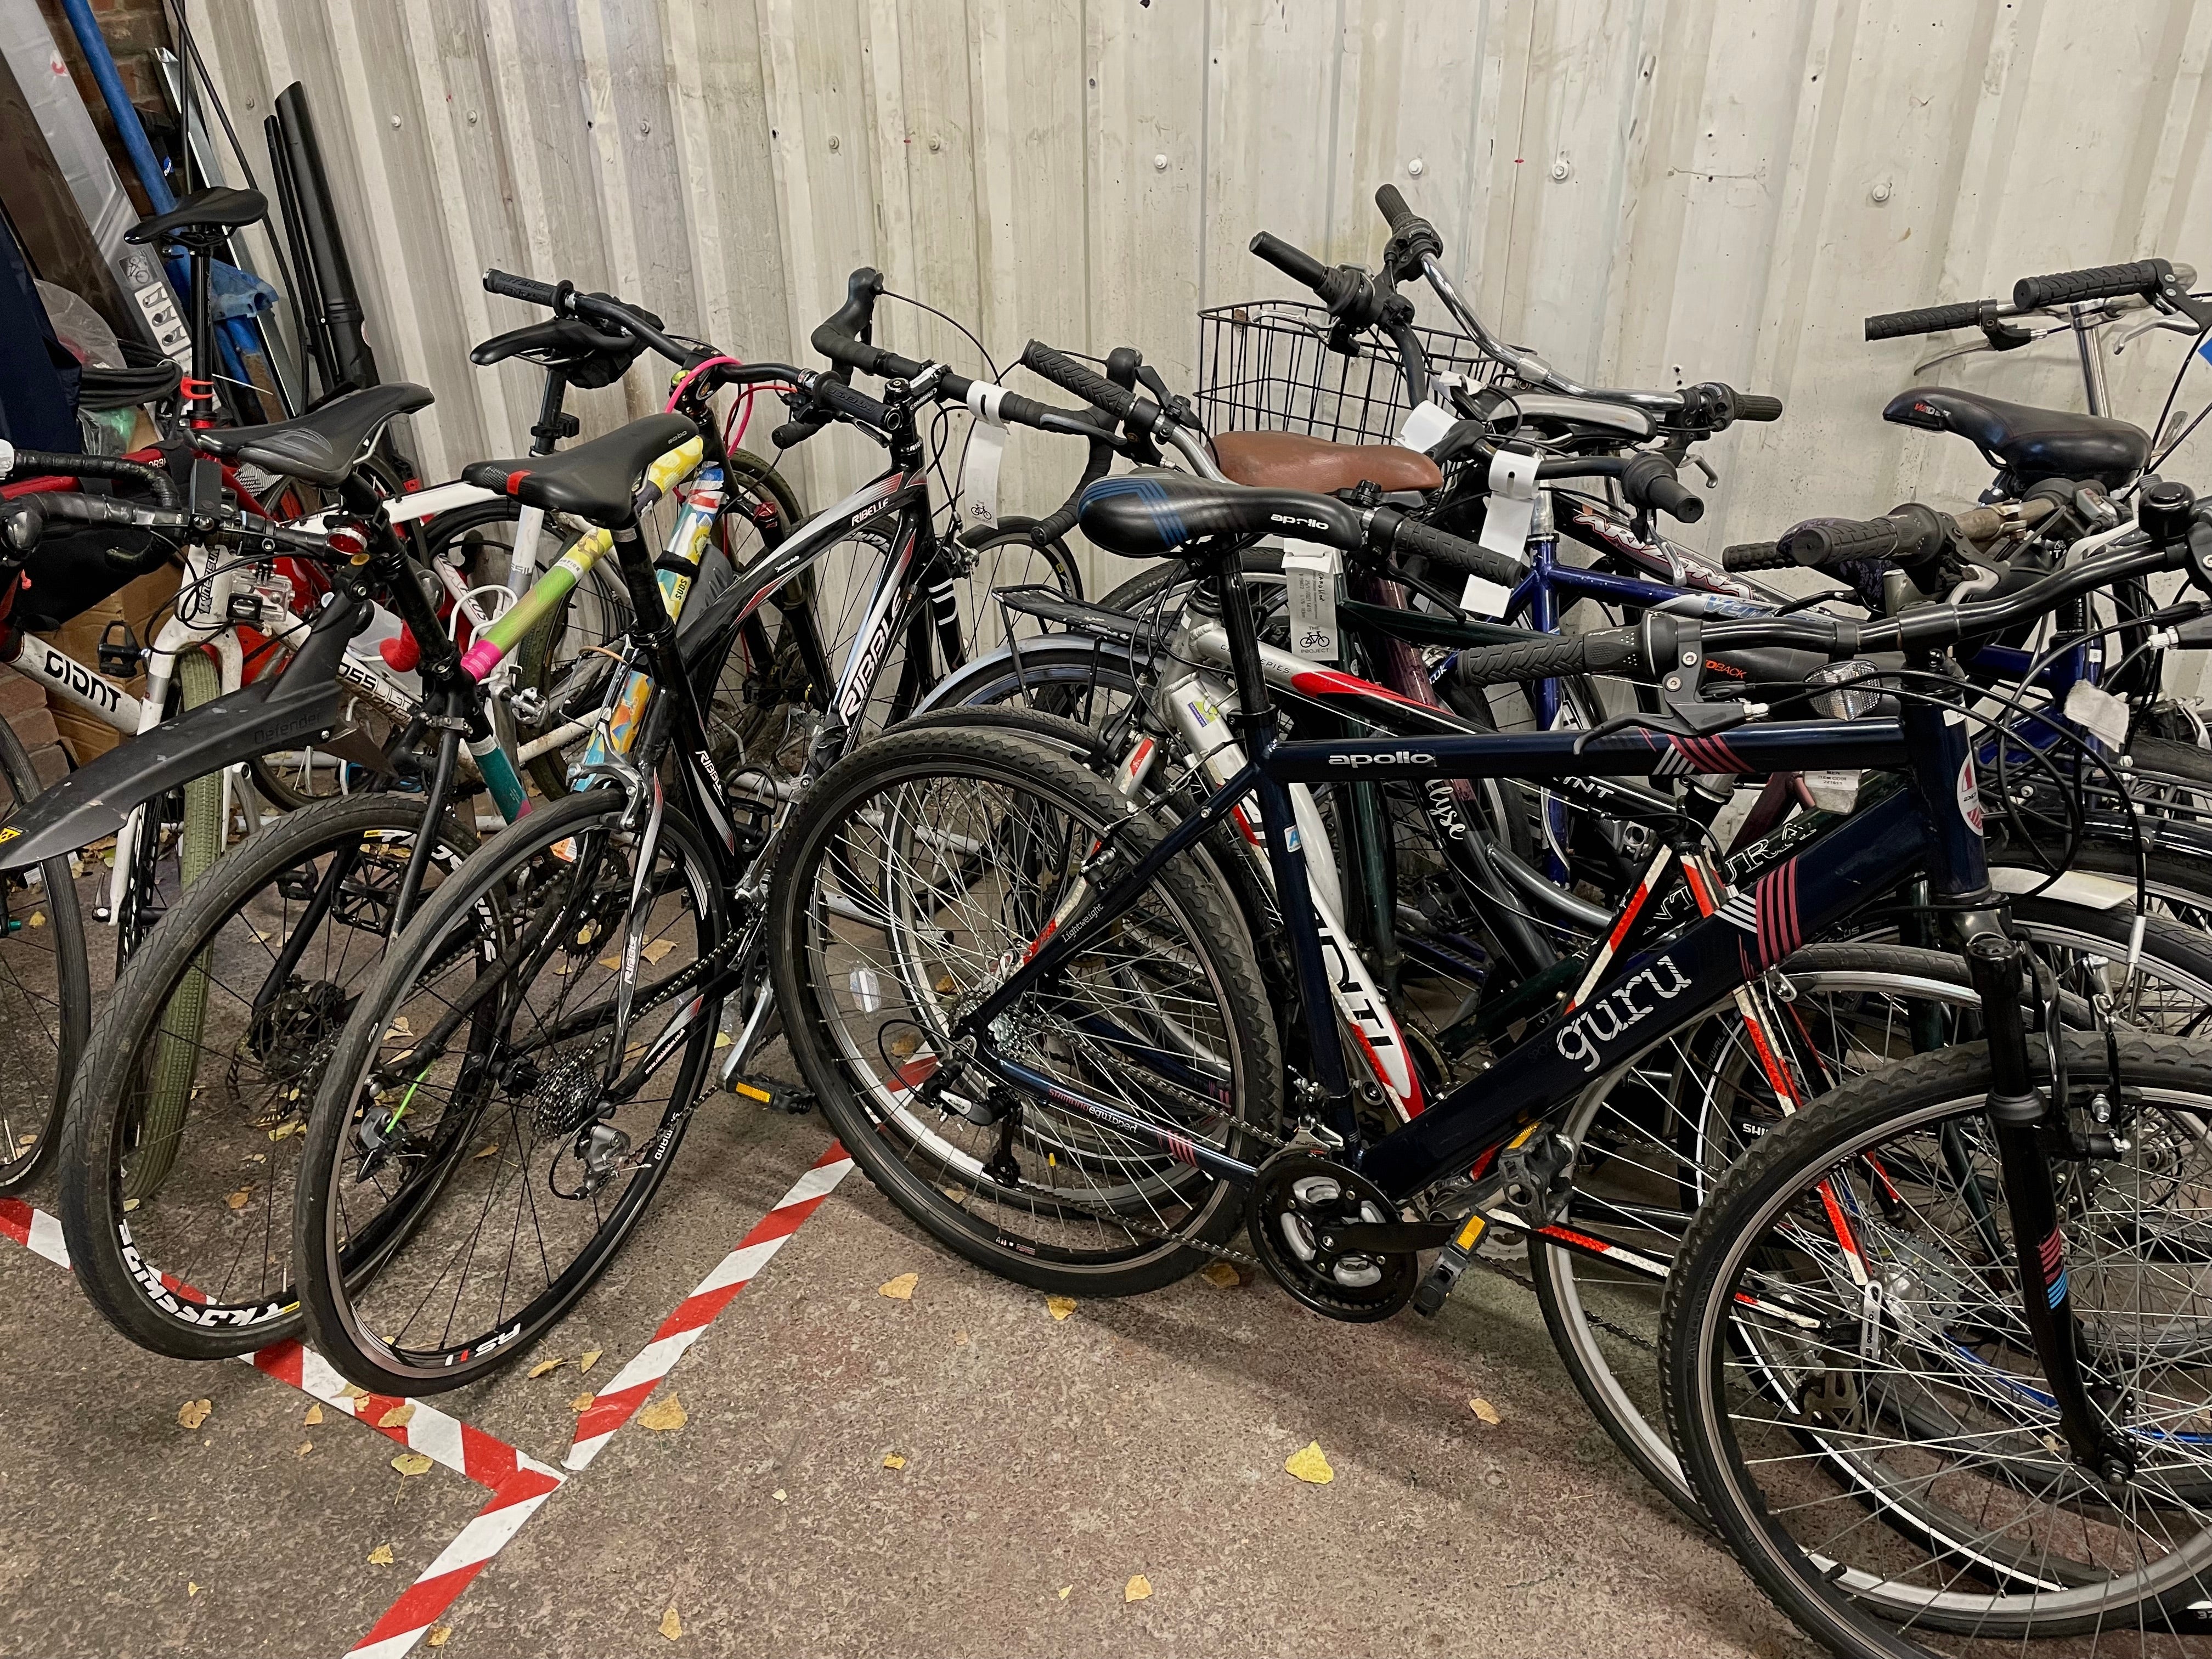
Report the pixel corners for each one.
[1195,298,1503,447]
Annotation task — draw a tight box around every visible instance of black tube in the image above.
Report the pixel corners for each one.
[266,110,330,398]
[275,84,377,392]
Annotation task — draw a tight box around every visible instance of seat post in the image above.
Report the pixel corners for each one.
[185,239,216,429]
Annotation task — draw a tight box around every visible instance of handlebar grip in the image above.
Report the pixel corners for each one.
[1025,438,1116,547]
[1375,184,1418,238]
[483,268,562,308]
[1373,184,1444,275]
[1731,392,1784,422]
[1778,515,1908,568]
[770,418,825,450]
[2013,259,2166,310]
[1447,629,1642,690]
[1865,300,1986,341]
[1721,541,1794,572]
[809,376,891,430]
[1020,341,1139,422]
[1248,231,1329,292]
[1620,452,1705,524]
[4,448,180,509]
[810,268,893,376]
[1383,514,1526,589]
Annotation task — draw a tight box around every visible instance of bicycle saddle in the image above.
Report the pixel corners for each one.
[470,317,647,391]
[1884,386,2149,488]
[1213,431,1443,495]
[126,186,267,245]
[462,412,696,526]
[194,382,433,488]
[1077,467,1365,560]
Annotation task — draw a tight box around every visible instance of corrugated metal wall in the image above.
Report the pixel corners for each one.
[196,0,2212,574]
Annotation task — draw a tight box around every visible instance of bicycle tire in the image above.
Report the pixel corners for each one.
[57,792,475,1358]
[0,716,89,1190]
[295,788,726,1393]
[768,724,1282,1296]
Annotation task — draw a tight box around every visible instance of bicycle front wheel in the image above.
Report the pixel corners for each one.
[295,788,727,1392]
[0,714,88,1189]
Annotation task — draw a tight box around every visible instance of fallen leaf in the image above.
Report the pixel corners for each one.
[659,1606,683,1640]
[934,973,957,995]
[304,1404,324,1426]
[1200,1261,1240,1288]
[527,1357,566,1379]
[224,1188,251,1210]
[772,1488,786,1502]
[472,1141,499,1160]
[268,1121,300,1142]
[599,953,622,970]
[245,1153,266,1164]
[378,1402,416,1429]
[1469,1397,1501,1426]
[367,1544,394,1566]
[714,1032,731,1048]
[569,1392,596,1413]
[888,1030,920,1062]
[882,1453,906,1470]
[187,1581,199,1598]
[296,1441,312,1457]
[1046,1296,1076,1321]
[26,911,42,928]
[392,1451,433,1477]
[386,1017,411,1037]
[580,1348,602,1373]
[340,1383,369,1400]
[637,1393,687,1432]
[878,1272,917,1301]
[1284,1441,1335,1485]
[122,1198,139,1212]
[1059,1586,1072,1600]
[1125,1574,1152,1602]
[641,937,676,963]
[177,1398,212,1430]
[427,1628,452,1649]
[953,1330,969,1346]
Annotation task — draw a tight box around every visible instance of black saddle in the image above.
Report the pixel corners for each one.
[470,317,647,391]
[1884,386,2149,488]
[461,413,695,526]
[1076,468,1361,561]
[126,186,267,246]
[194,383,433,488]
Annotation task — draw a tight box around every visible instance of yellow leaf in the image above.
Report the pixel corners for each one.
[714,1032,731,1049]
[772,1488,786,1503]
[878,1272,918,1301]
[386,1017,411,1037]
[296,1441,312,1457]
[637,1393,687,1432]
[569,1392,596,1413]
[659,1606,683,1641]
[472,1141,499,1160]
[224,1188,251,1210]
[1058,1587,1071,1600]
[187,1581,199,1598]
[1200,1261,1240,1288]
[882,1453,905,1470]
[177,1398,212,1430]
[580,1348,602,1373]
[888,1030,920,1062]
[122,1197,139,1211]
[340,1383,369,1400]
[1468,1397,1502,1426]
[304,1404,323,1426]
[392,1451,434,1477]
[1284,1441,1334,1485]
[1046,1296,1077,1321]
[1124,1574,1152,1602]
[642,937,676,963]
[378,1402,416,1429]
[934,974,957,996]
[25,910,42,928]
[427,1628,453,1649]
[367,1544,394,1566]
[527,1357,566,1379]
[599,954,622,970]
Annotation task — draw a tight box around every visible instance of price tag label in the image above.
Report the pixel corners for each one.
[2064,681,2130,751]
[1396,397,1455,453]
[960,383,1009,534]
[1479,445,1540,560]
[1282,540,1341,661]
[1460,573,1511,618]
[1803,769,1862,814]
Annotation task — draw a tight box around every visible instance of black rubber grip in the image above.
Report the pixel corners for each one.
[36,493,187,531]
[1722,541,1793,572]
[1448,629,1641,690]
[1779,515,1906,566]
[992,391,1052,430]
[1375,184,1418,238]
[5,448,179,508]
[484,268,561,307]
[1020,341,1138,422]
[1249,231,1329,292]
[2014,259,2165,310]
[1865,300,1986,341]
[1732,392,1784,422]
[1620,452,1704,524]
[770,419,824,450]
[809,376,890,430]
[1385,515,1526,589]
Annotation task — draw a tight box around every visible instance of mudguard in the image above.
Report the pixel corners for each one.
[0,592,380,870]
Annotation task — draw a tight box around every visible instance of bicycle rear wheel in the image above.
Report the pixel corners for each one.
[0,716,89,1190]
[294,788,725,1393]
[1663,1030,2212,1652]
[768,724,1281,1295]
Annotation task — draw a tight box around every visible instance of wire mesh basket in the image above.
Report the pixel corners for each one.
[1195,298,1504,447]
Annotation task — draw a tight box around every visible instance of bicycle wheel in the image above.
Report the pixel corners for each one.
[1663,1030,2212,1652]
[768,724,1281,1295]
[295,787,725,1392]
[57,792,474,1358]
[0,716,89,1190]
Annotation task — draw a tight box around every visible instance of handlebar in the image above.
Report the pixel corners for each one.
[1865,300,1990,342]
[483,268,692,367]
[1374,507,1527,589]
[0,445,180,509]
[1447,628,1645,689]
[2014,259,2174,311]
[1721,541,1795,573]
[1865,258,2203,340]
[1249,231,1330,292]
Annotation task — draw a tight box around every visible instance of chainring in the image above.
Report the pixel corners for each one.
[1246,1150,1418,1322]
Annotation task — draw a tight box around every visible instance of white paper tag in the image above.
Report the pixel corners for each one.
[1460,573,1511,618]
[1282,540,1341,661]
[959,420,1006,535]
[1803,769,1862,814]
[1479,445,1540,560]
[1396,397,1455,453]
[2065,680,2130,750]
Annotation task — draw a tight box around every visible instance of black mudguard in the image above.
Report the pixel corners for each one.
[0,594,380,870]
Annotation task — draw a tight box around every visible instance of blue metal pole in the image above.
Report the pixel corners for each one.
[55,0,174,212]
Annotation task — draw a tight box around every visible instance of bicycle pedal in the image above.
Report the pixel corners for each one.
[727,1076,810,1115]
[1413,1210,1487,1317]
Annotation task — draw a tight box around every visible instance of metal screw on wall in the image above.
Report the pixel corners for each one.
[1550,155,1572,182]
[1870,179,1893,205]
[828,134,841,152]
[1407,157,1425,177]
[1154,153,1169,171]
[929,136,942,152]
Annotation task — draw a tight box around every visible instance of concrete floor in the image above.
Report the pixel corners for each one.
[1,1047,1822,1658]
